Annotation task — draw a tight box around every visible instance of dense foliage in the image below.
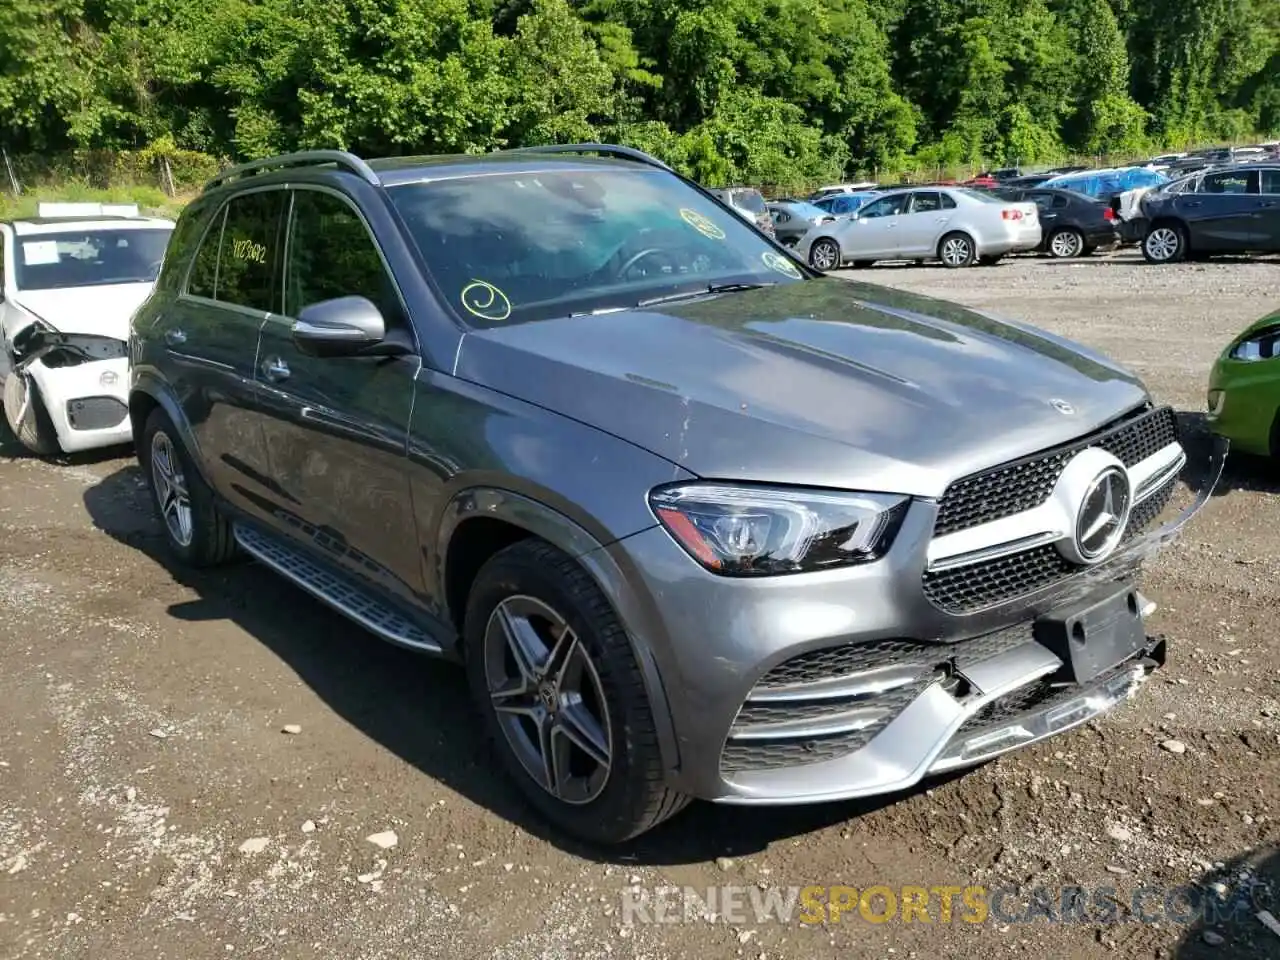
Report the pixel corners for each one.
[1,0,1277,190]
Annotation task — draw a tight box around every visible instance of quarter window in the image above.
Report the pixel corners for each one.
[216,191,285,312]
[285,191,401,324]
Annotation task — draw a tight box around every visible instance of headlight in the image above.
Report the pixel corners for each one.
[649,483,908,576]
[1229,326,1280,361]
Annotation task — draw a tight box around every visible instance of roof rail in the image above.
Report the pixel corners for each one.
[505,143,673,172]
[203,150,379,191]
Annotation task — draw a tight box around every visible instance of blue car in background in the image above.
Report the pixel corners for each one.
[1042,167,1169,242]
[813,191,880,218]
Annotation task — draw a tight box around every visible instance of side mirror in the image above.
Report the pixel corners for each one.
[292,296,386,357]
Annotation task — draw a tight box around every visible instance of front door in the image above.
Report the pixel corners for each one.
[845,193,909,259]
[255,187,424,604]
[155,190,284,526]
[1181,169,1262,251]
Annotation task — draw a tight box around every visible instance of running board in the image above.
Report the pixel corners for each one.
[232,523,443,654]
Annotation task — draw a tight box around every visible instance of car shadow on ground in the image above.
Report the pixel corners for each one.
[82,463,961,865]
[1171,845,1279,959]
[1177,410,1280,498]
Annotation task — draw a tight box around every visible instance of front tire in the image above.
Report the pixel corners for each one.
[3,372,59,456]
[808,237,842,271]
[141,408,236,567]
[1143,223,1187,264]
[938,232,976,268]
[1047,227,1085,259]
[465,539,689,844]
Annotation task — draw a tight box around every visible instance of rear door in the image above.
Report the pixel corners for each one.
[1180,169,1262,250]
[254,187,424,604]
[156,189,285,525]
[896,191,951,257]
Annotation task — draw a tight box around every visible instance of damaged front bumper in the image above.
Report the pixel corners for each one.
[713,437,1226,806]
[6,319,132,451]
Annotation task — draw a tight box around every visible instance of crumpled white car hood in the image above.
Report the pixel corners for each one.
[6,283,154,340]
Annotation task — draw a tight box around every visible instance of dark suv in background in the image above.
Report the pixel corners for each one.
[129,144,1204,845]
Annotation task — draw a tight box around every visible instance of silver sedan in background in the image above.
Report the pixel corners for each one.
[795,186,1042,269]
[766,199,836,246]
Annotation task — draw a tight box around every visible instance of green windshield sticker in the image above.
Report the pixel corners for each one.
[679,208,726,240]
[760,251,802,279]
[460,279,512,321]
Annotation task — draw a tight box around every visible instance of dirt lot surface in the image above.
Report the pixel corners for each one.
[1,250,1278,960]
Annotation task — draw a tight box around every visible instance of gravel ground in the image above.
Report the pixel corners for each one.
[1,249,1277,960]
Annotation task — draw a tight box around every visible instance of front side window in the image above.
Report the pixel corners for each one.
[215,191,285,312]
[860,195,908,218]
[388,168,805,327]
[13,228,172,292]
[1201,171,1258,195]
[1259,170,1280,195]
[285,191,401,323]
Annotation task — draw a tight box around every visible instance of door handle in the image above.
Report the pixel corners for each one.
[1184,201,1202,208]
[1259,200,1278,208]
[935,217,950,224]
[262,357,290,382]
[164,329,187,346]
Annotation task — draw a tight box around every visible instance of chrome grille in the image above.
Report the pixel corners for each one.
[922,473,1178,615]
[933,405,1178,537]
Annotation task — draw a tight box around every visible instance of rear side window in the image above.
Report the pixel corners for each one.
[910,192,942,213]
[216,191,286,312]
[1261,170,1280,195]
[284,190,402,324]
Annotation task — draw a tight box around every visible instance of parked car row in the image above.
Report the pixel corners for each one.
[0,143,1274,852]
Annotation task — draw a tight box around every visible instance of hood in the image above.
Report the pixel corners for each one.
[455,278,1148,497]
[9,283,154,340]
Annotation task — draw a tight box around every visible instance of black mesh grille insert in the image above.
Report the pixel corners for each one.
[923,474,1178,615]
[65,396,129,431]
[934,406,1178,537]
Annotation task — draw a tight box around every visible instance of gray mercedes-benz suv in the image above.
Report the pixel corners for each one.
[128,145,1211,844]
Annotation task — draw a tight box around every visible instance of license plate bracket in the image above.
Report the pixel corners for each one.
[1033,588,1147,684]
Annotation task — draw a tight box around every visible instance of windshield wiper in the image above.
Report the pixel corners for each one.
[638,281,774,308]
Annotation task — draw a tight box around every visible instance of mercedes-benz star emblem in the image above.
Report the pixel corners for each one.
[1075,467,1132,562]
[1050,398,1076,415]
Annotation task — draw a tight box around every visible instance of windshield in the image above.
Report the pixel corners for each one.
[14,228,172,291]
[389,169,805,327]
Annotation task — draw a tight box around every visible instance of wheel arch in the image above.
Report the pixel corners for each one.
[128,373,214,489]
[434,487,682,775]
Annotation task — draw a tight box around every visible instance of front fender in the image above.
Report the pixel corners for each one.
[434,486,682,778]
[128,367,214,489]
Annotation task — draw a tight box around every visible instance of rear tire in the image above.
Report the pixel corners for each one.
[465,539,690,844]
[938,232,976,268]
[3,372,59,456]
[1143,223,1187,264]
[1047,227,1085,259]
[141,408,237,567]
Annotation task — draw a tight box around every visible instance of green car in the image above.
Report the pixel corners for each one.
[1208,310,1280,456]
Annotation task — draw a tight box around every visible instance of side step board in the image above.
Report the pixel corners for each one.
[232,523,443,654]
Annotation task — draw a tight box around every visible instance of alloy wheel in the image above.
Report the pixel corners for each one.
[150,429,194,547]
[810,239,840,270]
[1050,230,1083,258]
[941,236,972,266]
[1145,227,1181,262]
[483,595,612,805]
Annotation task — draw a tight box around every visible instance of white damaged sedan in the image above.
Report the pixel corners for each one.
[0,203,173,455]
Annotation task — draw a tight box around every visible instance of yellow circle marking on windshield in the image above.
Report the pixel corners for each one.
[679,208,726,240]
[460,280,512,321]
[761,251,802,279]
